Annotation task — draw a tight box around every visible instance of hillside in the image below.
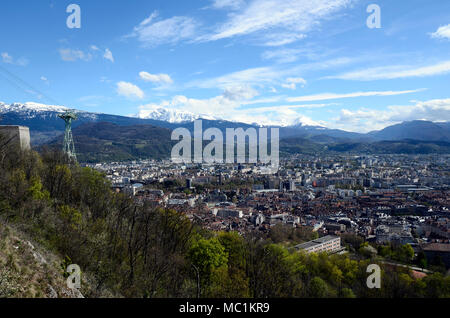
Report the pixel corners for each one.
[327,139,450,154]
[279,137,326,155]
[41,123,450,163]
[0,102,178,145]
[46,122,175,163]
[6,103,450,147]
[368,120,450,142]
[0,222,84,298]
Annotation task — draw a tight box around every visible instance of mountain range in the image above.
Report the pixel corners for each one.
[137,106,201,123]
[1,102,450,161]
[46,122,175,163]
[368,120,450,142]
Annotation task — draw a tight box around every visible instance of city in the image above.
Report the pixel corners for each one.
[0,0,449,310]
[87,153,450,268]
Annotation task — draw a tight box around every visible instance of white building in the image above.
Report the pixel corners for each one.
[294,235,342,254]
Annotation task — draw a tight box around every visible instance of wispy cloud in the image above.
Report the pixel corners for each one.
[59,46,114,63]
[189,66,283,89]
[328,61,450,81]
[128,11,199,47]
[59,48,92,62]
[1,52,29,66]
[139,72,173,84]
[261,48,312,63]
[199,0,353,46]
[281,77,307,90]
[40,76,49,85]
[137,85,258,120]
[222,85,259,100]
[137,93,324,127]
[241,103,335,112]
[103,48,114,63]
[331,98,450,132]
[210,0,245,10]
[287,89,424,103]
[1,52,13,64]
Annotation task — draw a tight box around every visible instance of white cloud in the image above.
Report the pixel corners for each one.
[15,58,29,66]
[245,103,334,111]
[287,89,425,103]
[331,98,450,132]
[144,93,449,130]
[59,48,92,62]
[60,47,113,62]
[431,24,450,40]
[139,95,234,118]
[1,52,28,66]
[137,85,259,121]
[281,77,307,90]
[210,0,245,10]
[100,76,111,83]
[1,52,13,64]
[262,33,306,47]
[222,85,259,100]
[230,108,322,126]
[329,61,450,81]
[129,11,198,47]
[189,66,283,89]
[116,81,145,99]
[190,57,357,90]
[201,0,352,45]
[103,48,114,63]
[135,85,329,127]
[139,71,173,84]
[262,48,307,63]
[40,76,50,85]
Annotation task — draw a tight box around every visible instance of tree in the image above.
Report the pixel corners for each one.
[341,288,356,298]
[396,244,415,263]
[189,237,228,295]
[308,277,329,298]
[417,251,428,269]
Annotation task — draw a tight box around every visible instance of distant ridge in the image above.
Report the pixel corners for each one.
[1,102,449,150]
[368,120,450,142]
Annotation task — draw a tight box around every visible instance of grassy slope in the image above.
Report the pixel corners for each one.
[0,221,85,298]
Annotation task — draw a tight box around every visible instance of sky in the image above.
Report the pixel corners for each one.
[1,0,450,132]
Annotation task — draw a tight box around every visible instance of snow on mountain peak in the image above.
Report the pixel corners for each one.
[137,106,200,123]
[0,102,69,114]
[291,115,324,128]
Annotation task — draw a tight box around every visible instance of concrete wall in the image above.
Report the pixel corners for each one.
[0,125,31,150]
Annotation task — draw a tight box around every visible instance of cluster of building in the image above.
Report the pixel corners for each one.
[87,154,450,267]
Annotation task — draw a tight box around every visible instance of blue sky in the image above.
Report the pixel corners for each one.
[1,0,450,132]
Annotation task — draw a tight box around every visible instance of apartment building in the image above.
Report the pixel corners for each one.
[294,235,342,254]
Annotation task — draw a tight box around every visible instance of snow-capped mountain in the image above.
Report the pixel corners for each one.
[0,102,100,121]
[137,107,200,123]
[0,102,69,115]
[0,102,326,129]
[249,115,325,128]
[0,102,102,145]
[290,116,324,128]
[0,101,370,145]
